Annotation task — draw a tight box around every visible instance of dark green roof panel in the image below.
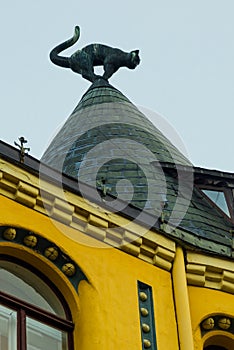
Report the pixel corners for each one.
[41,79,234,256]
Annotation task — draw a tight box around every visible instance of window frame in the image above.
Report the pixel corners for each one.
[0,255,74,350]
[196,185,234,223]
[202,330,234,350]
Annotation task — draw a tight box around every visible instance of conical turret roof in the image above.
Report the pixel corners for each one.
[42,79,190,214]
[41,78,233,255]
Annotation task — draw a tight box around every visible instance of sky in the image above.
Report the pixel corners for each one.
[0,1,234,172]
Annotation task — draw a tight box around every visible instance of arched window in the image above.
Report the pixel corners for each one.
[0,256,74,350]
[203,334,234,350]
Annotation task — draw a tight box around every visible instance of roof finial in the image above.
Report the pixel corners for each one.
[50,26,140,83]
[14,137,30,163]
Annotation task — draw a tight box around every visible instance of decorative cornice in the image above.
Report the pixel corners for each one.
[2,156,234,284]
[0,158,175,271]
[186,252,234,293]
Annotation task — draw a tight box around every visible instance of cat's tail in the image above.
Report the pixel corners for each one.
[50,26,80,68]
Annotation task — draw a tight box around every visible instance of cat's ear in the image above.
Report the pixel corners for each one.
[131,50,140,65]
[131,50,139,58]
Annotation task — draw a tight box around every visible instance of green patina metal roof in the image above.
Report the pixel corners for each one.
[41,79,234,256]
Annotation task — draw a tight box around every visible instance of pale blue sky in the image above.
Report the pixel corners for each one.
[1,1,234,171]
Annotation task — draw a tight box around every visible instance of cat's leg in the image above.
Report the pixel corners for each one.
[71,51,98,82]
[81,61,102,82]
[79,54,97,82]
[81,69,97,82]
[103,63,118,80]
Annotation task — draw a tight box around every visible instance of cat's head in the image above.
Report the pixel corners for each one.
[129,50,140,68]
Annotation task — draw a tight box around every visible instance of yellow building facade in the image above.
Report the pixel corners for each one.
[1,54,234,349]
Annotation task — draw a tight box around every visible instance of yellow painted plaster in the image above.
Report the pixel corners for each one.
[2,156,234,349]
[188,286,234,350]
[0,195,179,349]
[173,246,194,350]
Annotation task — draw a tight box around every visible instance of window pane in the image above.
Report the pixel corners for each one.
[0,261,65,317]
[202,190,230,217]
[26,317,68,350]
[0,304,17,350]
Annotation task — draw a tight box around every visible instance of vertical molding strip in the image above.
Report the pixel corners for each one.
[172,246,194,350]
[138,281,157,349]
